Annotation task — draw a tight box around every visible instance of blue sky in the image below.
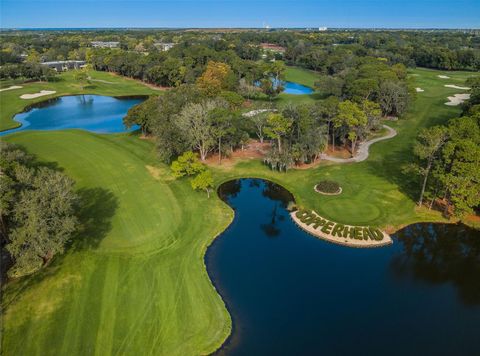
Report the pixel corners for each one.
[1,0,479,29]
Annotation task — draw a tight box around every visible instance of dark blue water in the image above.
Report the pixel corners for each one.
[0,95,145,136]
[208,179,480,356]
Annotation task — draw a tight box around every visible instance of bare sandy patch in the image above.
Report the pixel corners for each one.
[20,90,56,99]
[438,75,450,79]
[445,93,471,106]
[416,87,424,92]
[444,84,470,90]
[205,140,270,168]
[0,85,22,92]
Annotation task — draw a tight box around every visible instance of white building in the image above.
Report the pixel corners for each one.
[154,42,175,51]
[319,27,328,32]
[40,60,86,72]
[91,41,120,48]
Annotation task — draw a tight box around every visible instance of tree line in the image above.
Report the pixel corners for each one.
[124,60,389,174]
[1,29,478,83]
[409,80,480,217]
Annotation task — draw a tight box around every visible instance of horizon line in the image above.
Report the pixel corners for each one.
[1,26,479,30]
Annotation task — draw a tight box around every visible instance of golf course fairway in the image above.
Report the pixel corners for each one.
[1,67,478,355]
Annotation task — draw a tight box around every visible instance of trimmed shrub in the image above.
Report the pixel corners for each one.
[315,180,341,194]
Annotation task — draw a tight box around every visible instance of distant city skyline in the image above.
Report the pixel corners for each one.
[1,0,479,29]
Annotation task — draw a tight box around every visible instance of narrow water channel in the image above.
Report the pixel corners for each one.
[207,178,480,355]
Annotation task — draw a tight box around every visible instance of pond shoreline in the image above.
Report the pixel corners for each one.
[0,93,149,134]
[206,178,480,355]
[0,94,147,136]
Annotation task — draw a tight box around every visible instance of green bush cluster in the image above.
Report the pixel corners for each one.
[294,209,383,241]
[315,180,341,194]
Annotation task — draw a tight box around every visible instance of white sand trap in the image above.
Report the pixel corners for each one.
[445,93,470,106]
[20,90,56,99]
[416,87,424,92]
[438,75,450,79]
[0,85,22,92]
[444,84,470,90]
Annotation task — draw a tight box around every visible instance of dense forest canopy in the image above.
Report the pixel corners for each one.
[1,29,479,83]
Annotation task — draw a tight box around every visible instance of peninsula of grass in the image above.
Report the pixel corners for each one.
[1,67,478,355]
[284,66,321,88]
[0,70,158,131]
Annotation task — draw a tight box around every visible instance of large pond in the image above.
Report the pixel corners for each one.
[208,178,480,355]
[0,95,145,136]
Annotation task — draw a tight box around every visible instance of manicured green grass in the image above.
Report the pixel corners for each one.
[2,131,232,355]
[275,66,322,104]
[284,66,320,88]
[0,70,158,131]
[1,67,478,355]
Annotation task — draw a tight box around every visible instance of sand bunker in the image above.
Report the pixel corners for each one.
[0,85,22,92]
[416,88,424,92]
[20,90,56,99]
[438,75,450,79]
[444,84,470,90]
[445,94,471,106]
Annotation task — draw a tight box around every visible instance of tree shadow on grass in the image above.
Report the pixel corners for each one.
[1,188,117,308]
[363,146,421,203]
[363,106,457,204]
[70,187,118,251]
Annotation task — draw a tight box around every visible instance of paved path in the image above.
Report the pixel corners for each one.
[320,124,397,163]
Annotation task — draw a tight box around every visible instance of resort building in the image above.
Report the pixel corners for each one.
[90,41,120,48]
[154,42,176,51]
[40,60,86,72]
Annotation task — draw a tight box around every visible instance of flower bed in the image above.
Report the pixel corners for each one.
[291,209,392,248]
[314,180,342,195]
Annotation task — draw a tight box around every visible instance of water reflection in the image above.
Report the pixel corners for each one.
[392,223,480,305]
[210,178,480,355]
[0,95,145,136]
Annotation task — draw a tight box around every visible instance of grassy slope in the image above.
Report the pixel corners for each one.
[1,131,232,356]
[284,66,320,88]
[0,70,158,131]
[276,66,323,104]
[1,67,478,355]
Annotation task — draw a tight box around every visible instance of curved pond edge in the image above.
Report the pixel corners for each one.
[202,176,478,354]
[0,93,149,134]
[206,177,391,354]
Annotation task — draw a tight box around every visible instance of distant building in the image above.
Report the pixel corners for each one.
[318,27,328,32]
[91,41,120,48]
[154,42,175,51]
[40,60,86,72]
[260,43,286,53]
